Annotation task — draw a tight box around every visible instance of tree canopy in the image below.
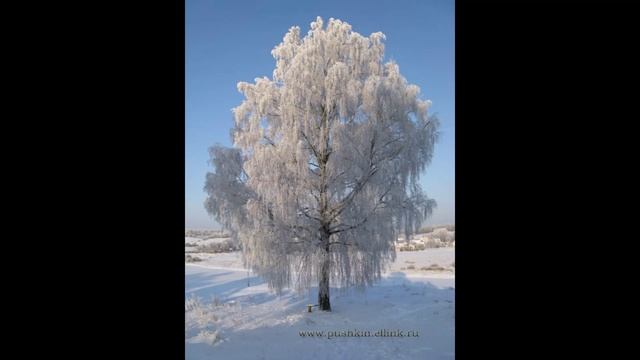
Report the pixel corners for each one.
[205,17,439,309]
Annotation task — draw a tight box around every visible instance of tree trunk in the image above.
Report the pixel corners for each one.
[318,107,331,312]
[318,251,331,311]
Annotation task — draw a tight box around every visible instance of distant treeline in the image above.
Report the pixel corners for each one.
[185,229,230,239]
[415,224,455,234]
[185,226,452,238]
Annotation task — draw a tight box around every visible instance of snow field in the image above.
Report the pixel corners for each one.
[186,247,454,359]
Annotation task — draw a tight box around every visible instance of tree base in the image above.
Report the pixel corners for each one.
[318,294,331,311]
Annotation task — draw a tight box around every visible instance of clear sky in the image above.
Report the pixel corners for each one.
[186,0,454,229]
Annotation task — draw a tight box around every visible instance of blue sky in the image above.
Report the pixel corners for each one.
[186,0,454,229]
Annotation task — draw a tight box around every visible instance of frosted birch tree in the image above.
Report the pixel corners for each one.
[205,17,439,311]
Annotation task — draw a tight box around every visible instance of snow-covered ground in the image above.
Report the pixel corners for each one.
[185,247,454,359]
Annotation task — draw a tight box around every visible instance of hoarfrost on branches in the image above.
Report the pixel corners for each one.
[205,17,439,310]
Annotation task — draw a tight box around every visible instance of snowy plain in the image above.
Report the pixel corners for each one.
[186,244,454,360]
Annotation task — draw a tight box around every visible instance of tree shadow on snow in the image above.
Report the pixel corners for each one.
[186,271,266,300]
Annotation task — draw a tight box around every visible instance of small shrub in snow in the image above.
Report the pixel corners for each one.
[417,226,434,234]
[196,329,221,345]
[424,239,441,248]
[185,296,202,312]
[399,243,430,251]
[185,295,221,341]
[407,265,416,270]
[185,254,203,262]
[433,229,449,242]
[425,264,445,271]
